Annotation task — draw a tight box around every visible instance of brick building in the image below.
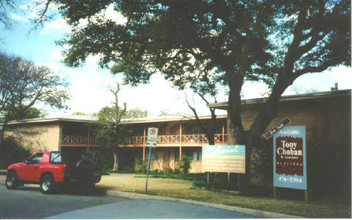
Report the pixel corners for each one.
[208,89,351,197]
[3,89,351,196]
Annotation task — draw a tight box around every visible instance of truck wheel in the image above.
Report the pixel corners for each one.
[40,174,55,194]
[5,170,18,189]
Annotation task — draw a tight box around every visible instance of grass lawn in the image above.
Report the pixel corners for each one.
[96,174,351,218]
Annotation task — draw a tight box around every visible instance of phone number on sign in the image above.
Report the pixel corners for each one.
[278,176,303,183]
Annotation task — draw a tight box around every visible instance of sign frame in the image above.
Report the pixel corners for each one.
[146,127,159,147]
[202,145,246,174]
[273,126,307,190]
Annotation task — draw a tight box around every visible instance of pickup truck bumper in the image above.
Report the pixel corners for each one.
[63,170,101,184]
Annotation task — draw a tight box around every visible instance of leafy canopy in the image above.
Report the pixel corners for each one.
[51,1,350,91]
[0,52,70,122]
[47,0,350,144]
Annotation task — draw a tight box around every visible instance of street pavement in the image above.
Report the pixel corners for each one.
[47,199,258,219]
[0,175,259,219]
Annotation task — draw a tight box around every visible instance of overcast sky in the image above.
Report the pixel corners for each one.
[1,1,351,118]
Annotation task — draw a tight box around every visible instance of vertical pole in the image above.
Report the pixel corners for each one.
[143,127,146,161]
[87,126,90,152]
[273,187,277,199]
[179,121,182,144]
[179,147,182,161]
[237,174,240,189]
[222,120,225,144]
[145,146,152,193]
[227,173,230,184]
[305,190,308,203]
[143,146,146,162]
[207,172,210,184]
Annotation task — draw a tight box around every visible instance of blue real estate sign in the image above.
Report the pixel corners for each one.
[273,126,307,190]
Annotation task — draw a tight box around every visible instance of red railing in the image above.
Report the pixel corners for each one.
[61,134,227,147]
[127,134,227,146]
[61,135,97,146]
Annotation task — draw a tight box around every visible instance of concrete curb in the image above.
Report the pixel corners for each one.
[104,190,303,218]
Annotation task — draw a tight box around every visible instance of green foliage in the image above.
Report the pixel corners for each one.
[119,165,135,173]
[85,149,114,175]
[5,107,46,121]
[52,0,350,144]
[192,173,239,191]
[123,108,148,119]
[0,137,32,169]
[0,52,69,123]
[149,171,205,181]
[135,160,147,172]
[101,166,111,175]
[180,156,192,174]
[192,180,239,191]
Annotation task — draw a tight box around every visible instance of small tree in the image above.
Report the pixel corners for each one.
[180,156,192,174]
[94,82,128,172]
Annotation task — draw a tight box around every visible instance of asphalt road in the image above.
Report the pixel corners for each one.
[0,175,258,219]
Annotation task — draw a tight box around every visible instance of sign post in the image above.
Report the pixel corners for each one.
[202,145,245,188]
[145,127,158,193]
[273,126,307,202]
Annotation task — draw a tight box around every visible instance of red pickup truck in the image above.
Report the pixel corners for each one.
[5,151,101,194]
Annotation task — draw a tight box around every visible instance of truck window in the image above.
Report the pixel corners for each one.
[28,153,44,164]
[50,152,63,164]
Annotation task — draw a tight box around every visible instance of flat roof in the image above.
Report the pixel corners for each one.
[4,90,350,126]
[5,114,227,126]
[207,89,351,110]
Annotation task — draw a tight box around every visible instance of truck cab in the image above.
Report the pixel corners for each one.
[5,151,101,194]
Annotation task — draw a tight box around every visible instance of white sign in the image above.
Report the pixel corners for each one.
[147,127,159,147]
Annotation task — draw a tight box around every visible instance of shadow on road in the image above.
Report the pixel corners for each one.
[6,184,107,196]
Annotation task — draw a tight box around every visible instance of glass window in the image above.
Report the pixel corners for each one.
[186,149,202,161]
[192,150,202,161]
[50,152,63,163]
[28,153,43,164]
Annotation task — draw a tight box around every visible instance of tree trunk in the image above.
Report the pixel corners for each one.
[207,107,217,145]
[239,76,291,194]
[112,151,118,172]
[0,121,8,168]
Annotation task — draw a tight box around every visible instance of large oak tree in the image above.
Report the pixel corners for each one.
[41,0,350,192]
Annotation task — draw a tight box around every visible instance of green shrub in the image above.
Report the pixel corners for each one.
[119,165,134,173]
[0,137,32,169]
[180,156,192,174]
[192,180,208,188]
[135,160,147,172]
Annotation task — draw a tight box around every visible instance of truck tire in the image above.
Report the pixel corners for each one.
[5,170,18,189]
[40,174,56,194]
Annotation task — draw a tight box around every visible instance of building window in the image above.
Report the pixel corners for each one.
[192,150,202,161]
[185,149,202,161]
